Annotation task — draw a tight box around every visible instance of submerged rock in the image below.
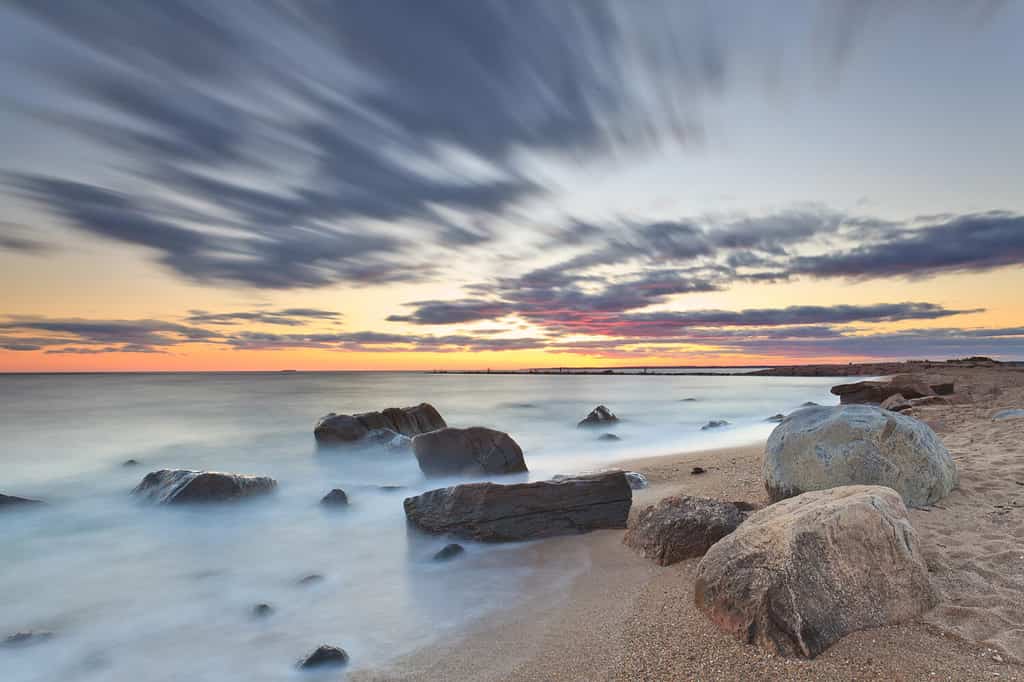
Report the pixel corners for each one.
[320,489,349,506]
[404,471,632,542]
[701,420,730,430]
[578,405,617,427]
[366,428,413,451]
[122,459,140,467]
[598,433,621,441]
[297,574,324,586]
[432,543,465,561]
[314,403,446,444]
[298,644,349,669]
[412,427,527,477]
[3,631,54,647]
[764,405,957,508]
[624,495,751,565]
[800,401,820,407]
[0,493,44,508]
[252,603,273,618]
[766,414,786,423]
[132,470,276,504]
[695,486,936,658]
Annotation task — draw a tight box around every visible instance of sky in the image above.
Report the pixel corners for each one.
[0,0,1022,372]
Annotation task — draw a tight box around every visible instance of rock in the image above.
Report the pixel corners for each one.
[297,574,323,586]
[880,393,912,412]
[909,395,950,407]
[403,471,632,542]
[764,405,957,508]
[993,409,1024,421]
[766,414,786,423]
[929,380,956,395]
[680,397,698,402]
[694,486,937,658]
[378,485,405,492]
[578,405,617,427]
[800,401,820,407]
[830,375,933,405]
[122,459,140,467]
[411,427,527,477]
[297,644,349,669]
[701,420,729,430]
[0,493,44,507]
[320,489,349,506]
[691,466,706,475]
[314,413,369,443]
[132,470,276,504]
[598,433,621,441]
[624,471,648,490]
[252,603,273,618]
[432,543,465,561]
[365,428,412,451]
[314,403,446,443]
[3,631,54,647]
[624,496,751,565]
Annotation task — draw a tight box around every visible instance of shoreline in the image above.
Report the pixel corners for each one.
[356,365,1024,681]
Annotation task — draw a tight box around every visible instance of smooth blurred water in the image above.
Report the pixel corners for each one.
[0,371,839,680]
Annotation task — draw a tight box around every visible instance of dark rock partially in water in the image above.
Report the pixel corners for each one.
[298,644,349,669]
[701,420,730,430]
[321,489,349,506]
[297,574,324,586]
[766,414,786,423]
[680,397,698,402]
[432,543,465,561]
[578,405,617,427]
[598,433,621,441]
[122,459,140,467]
[404,471,632,542]
[252,603,273,618]
[315,403,446,444]
[132,470,276,504]
[0,493,44,508]
[800,402,820,407]
[412,427,527,477]
[3,631,54,647]
[624,471,649,490]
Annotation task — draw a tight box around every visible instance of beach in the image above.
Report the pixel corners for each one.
[357,365,1024,681]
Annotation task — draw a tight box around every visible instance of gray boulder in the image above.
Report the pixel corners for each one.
[320,489,349,506]
[132,470,277,504]
[315,403,445,443]
[298,645,349,669]
[695,486,937,658]
[624,496,752,566]
[403,471,632,541]
[764,405,956,507]
[578,405,617,427]
[411,426,527,476]
[366,428,413,451]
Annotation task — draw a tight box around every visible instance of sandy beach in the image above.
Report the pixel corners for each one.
[356,365,1024,681]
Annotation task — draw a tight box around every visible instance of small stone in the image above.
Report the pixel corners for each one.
[701,420,729,430]
[298,644,349,669]
[297,574,324,586]
[320,489,349,506]
[432,543,465,561]
[252,603,273,617]
[598,433,621,441]
[3,631,54,647]
[624,471,649,490]
[122,459,140,467]
[691,467,706,475]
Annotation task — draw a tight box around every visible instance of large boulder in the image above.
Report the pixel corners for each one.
[763,405,956,508]
[624,496,752,566]
[694,486,937,658]
[132,470,277,504]
[403,471,632,541]
[314,403,445,443]
[0,493,44,508]
[577,405,617,427]
[830,375,933,405]
[411,426,527,476]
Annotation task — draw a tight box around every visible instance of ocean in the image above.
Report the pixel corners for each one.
[0,371,840,680]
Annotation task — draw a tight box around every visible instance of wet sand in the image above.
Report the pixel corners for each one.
[356,366,1024,681]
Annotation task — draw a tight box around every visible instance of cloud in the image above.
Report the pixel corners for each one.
[185,308,343,326]
[0,222,49,254]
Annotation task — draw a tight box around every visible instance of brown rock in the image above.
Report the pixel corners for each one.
[880,393,912,412]
[411,426,527,476]
[315,403,446,443]
[624,496,751,566]
[403,471,632,541]
[578,405,617,427]
[132,470,277,504]
[694,486,937,658]
[909,395,950,407]
[830,376,933,404]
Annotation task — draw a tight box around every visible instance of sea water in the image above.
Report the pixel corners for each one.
[0,371,839,680]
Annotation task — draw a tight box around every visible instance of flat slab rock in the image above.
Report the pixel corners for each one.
[830,374,936,405]
[411,426,527,476]
[403,471,632,542]
[695,485,937,658]
[764,405,957,508]
[624,496,753,566]
[132,470,277,504]
[315,403,446,443]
